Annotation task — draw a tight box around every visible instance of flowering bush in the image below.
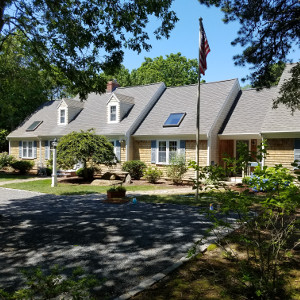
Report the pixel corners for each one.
[245,165,294,194]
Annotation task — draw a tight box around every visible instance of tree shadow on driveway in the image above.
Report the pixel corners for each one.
[0,190,232,299]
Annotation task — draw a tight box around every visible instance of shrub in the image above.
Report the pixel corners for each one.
[122,160,146,180]
[76,167,94,181]
[166,154,187,184]
[0,152,15,169]
[11,160,34,174]
[144,166,163,183]
[76,168,84,177]
[107,185,126,193]
[0,265,99,299]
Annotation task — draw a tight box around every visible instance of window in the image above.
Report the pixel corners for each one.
[158,140,178,164]
[60,109,66,124]
[22,141,34,158]
[163,113,186,127]
[110,105,117,122]
[26,121,42,131]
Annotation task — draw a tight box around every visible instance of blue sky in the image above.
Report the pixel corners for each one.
[122,0,299,86]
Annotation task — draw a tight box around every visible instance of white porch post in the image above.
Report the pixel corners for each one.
[261,135,265,167]
[207,136,211,166]
[51,138,58,187]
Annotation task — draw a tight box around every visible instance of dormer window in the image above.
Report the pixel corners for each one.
[110,106,117,122]
[59,109,66,124]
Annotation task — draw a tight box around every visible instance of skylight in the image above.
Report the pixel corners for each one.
[163,113,186,127]
[26,121,43,131]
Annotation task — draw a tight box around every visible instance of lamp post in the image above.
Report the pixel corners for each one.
[51,138,58,187]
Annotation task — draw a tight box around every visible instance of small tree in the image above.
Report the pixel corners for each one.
[57,129,115,180]
[166,153,188,184]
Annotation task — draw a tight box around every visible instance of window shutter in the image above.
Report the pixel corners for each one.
[179,140,186,158]
[45,141,49,160]
[151,140,157,163]
[295,139,300,161]
[33,141,37,158]
[19,141,22,158]
[115,140,121,162]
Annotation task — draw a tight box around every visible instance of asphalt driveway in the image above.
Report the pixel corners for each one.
[0,187,236,299]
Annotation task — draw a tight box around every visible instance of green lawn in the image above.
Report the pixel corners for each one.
[2,179,176,196]
[0,173,34,182]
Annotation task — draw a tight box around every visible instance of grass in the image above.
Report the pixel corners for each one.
[0,173,34,182]
[2,179,178,196]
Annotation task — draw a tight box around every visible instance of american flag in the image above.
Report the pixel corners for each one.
[199,19,210,76]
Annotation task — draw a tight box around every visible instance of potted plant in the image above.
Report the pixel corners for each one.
[107,185,126,199]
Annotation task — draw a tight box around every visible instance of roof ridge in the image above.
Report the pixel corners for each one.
[116,82,164,90]
[165,78,238,89]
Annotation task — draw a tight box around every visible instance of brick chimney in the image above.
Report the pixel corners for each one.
[106,80,120,93]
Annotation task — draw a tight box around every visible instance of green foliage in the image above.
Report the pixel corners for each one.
[166,153,187,184]
[76,167,95,181]
[76,168,85,177]
[144,166,163,183]
[130,53,198,87]
[248,165,296,196]
[11,160,34,174]
[191,161,300,299]
[57,129,115,171]
[0,129,8,152]
[273,63,300,113]
[188,161,227,192]
[223,140,267,178]
[0,265,99,299]
[0,1,178,99]
[0,152,15,169]
[122,160,147,180]
[107,185,126,193]
[0,35,71,131]
[198,0,299,111]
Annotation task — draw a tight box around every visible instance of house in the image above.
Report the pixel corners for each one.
[132,79,240,176]
[219,64,300,170]
[7,81,166,170]
[7,64,299,175]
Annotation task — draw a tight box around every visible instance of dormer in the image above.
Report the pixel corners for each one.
[57,99,84,125]
[107,93,134,124]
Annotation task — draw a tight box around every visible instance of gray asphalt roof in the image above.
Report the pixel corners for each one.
[220,87,276,136]
[133,79,238,137]
[261,64,300,134]
[62,98,85,109]
[8,83,164,139]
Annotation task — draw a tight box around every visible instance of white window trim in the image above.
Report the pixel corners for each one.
[156,140,179,165]
[108,104,119,124]
[22,141,34,159]
[59,108,67,125]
